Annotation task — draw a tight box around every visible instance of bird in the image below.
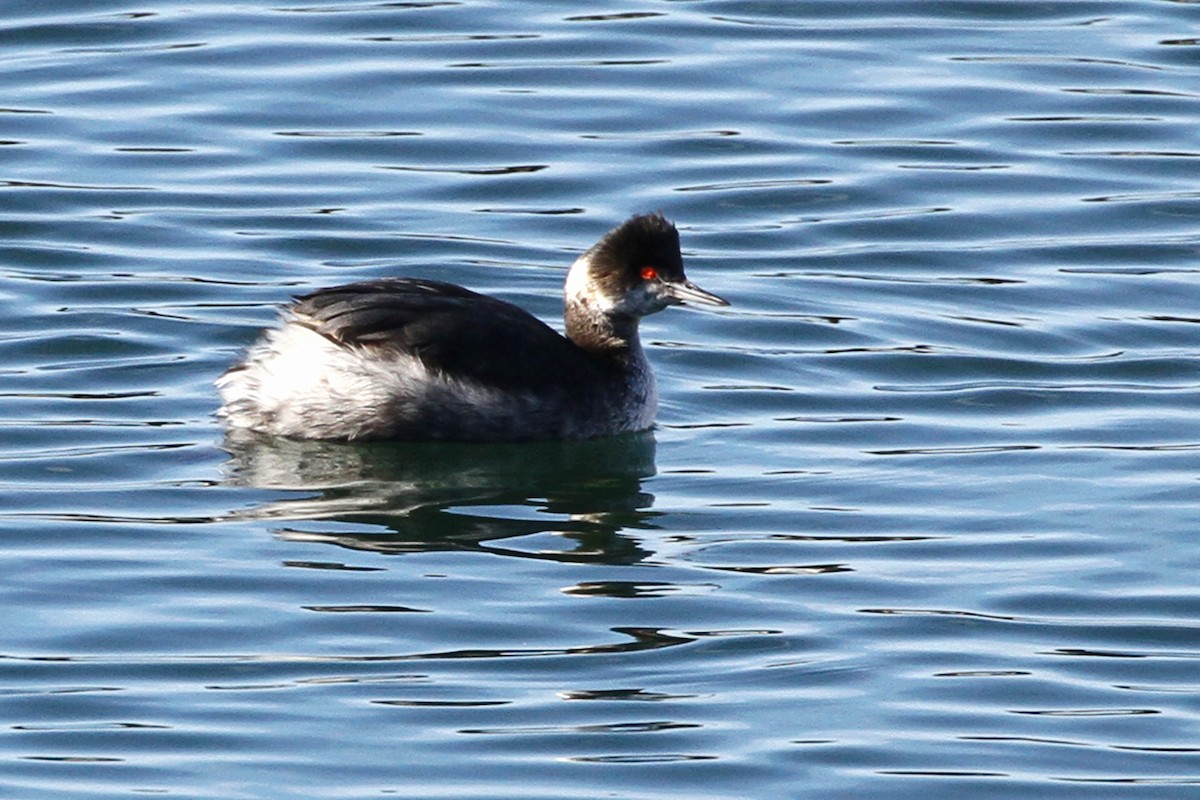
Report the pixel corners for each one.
[216,213,728,441]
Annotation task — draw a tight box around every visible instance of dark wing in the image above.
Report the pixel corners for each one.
[290,278,591,392]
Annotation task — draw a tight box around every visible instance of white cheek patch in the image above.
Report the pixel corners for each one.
[565,253,616,312]
[565,253,668,317]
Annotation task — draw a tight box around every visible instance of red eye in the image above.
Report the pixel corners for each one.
[640,266,658,281]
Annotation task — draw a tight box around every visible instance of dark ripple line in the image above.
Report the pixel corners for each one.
[275,129,423,138]
[869,441,1200,456]
[359,33,539,43]
[276,2,458,12]
[875,381,1200,394]
[1048,647,1200,660]
[1,180,155,191]
[377,163,547,176]
[449,58,667,68]
[565,11,665,22]
[372,699,510,708]
[879,770,1009,778]
[459,720,698,735]
[950,55,1167,72]
[860,607,1017,621]
[790,206,955,226]
[1009,115,1163,123]
[21,755,124,763]
[1063,442,1200,453]
[567,753,716,764]
[61,41,205,55]
[676,178,832,192]
[1065,149,1200,158]
[1084,190,1200,203]
[1011,709,1159,717]
[867,444,1041,456]
[302,604,431,613]
[1056,777,1200,786]
[0,627,698,666]
[784,270,1022,285]
[1063,87,1198,97]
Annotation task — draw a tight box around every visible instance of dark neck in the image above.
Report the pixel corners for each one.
[564,298,640,356]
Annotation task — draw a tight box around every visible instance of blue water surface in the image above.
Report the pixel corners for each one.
[2,1,1199,797]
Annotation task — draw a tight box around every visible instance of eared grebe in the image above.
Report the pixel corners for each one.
[216,213,727,441]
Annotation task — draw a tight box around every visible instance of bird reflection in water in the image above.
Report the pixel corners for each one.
[220,429,659,566]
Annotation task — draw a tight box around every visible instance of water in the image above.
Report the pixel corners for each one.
[2,1,1199,797]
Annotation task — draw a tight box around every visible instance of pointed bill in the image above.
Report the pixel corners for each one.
[663,279,729,307]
